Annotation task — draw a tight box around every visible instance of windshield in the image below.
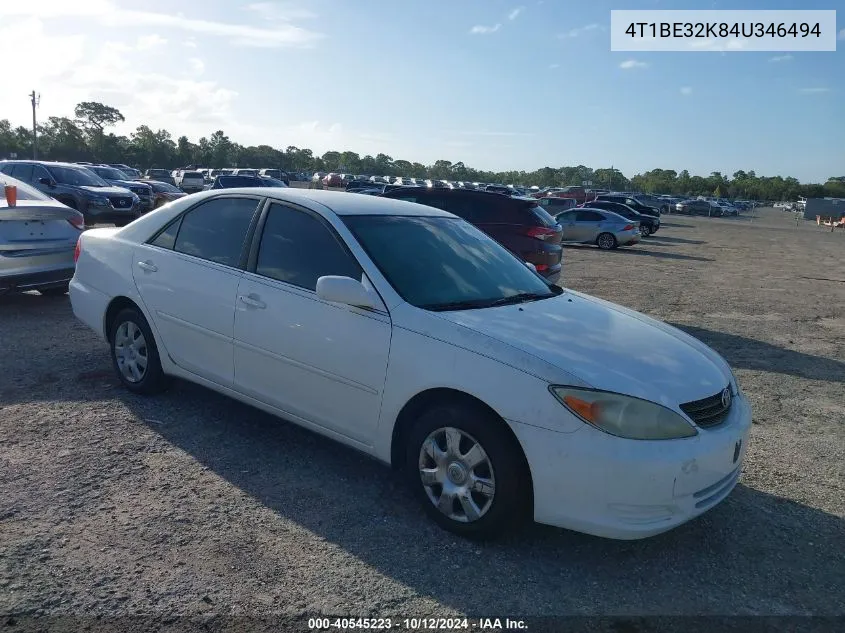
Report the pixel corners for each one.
[0,175,51,201]
[91,166,128,180]
[49,166,109,187]
[216,175,263,187]
[343,215,556,310]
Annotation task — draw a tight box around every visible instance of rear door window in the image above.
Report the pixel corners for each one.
[576,210,605,222]
[172,197,260,268]
[11,164,33,182]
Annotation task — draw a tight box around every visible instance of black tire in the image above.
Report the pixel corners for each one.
[640,224,651,237]
[405,402,530,539]
[596,232,617,250]
[109,307,169,395]
[39,285,69,297]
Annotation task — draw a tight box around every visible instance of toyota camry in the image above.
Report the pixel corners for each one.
[69,189,752,539]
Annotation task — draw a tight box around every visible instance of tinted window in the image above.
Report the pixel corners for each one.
[255,204,361,291]
[0,164,13,175]
[529,205,558,227]
[32,165,51,183]
[11,164,33,182]
[576,210,605,222]
[556,211,577,222]
[173,197,259,267]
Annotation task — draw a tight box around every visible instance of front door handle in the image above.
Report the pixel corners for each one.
[239,294,266,309]
[137,261,157,272]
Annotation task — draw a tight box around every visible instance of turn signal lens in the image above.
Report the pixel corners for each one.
[562,395,599,423]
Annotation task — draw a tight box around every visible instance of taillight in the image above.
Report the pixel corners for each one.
[623,224,634,231]
[534,263,549,271]
[67,212,85,231]
[526,226,558,240]
[74,237,81,263]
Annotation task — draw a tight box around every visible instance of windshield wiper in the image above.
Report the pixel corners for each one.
[488,292,555,307]
[420,299,498,312]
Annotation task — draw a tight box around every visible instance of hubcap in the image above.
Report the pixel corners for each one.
[599,234,614,249]
[418,427,495,523]
[114,321,148,383]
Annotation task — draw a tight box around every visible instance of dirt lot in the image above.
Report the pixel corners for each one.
[1,207,843,627]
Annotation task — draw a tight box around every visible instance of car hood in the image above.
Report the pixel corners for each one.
[432,290,732,407]
[107,179,150,191]
[78,185,136,196]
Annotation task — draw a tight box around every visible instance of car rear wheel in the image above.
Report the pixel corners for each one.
[596,233,617,250]
[640,224,651,237]
[405,402,529,539]
[109,307,169,395]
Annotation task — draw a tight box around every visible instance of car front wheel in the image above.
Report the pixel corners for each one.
[406,403,529,539]
[640,224,651,237]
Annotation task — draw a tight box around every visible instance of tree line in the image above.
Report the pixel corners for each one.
[1,101,843,201]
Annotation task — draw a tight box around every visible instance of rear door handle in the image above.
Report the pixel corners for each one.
[239,294,266,309]
[137,261,157,272]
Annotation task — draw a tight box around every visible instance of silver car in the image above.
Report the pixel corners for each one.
[1,174,84,296]
[554,208,641,250]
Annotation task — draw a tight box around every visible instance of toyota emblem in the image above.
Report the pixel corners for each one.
[721,387,732,409]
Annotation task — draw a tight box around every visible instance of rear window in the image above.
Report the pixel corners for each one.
[528,204,558,227]
[182,172,203,178]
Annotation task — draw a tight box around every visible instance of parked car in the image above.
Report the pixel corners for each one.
[380,187,563,283]
[424,179,449,189]
[231,168,258,178]
[631,194,671,215]
[346,179,374,192]
[68,188,751,540]
[175,170,205,193]
[555,208,641,249]
[0,174,84,295]
[87,165,154,214]
[485,184,512,195]
[579,200,660,236]
[258,169,290,185]
[534,186,595,205]
[537,197,577,214]
[322,173,343,187]
[109,164,142,179]
[675,199,713,216]
[258,177,289,188]
[147,180,187,209]
[207,175,267,189]
[0,160,140,226]
[144,169,176,186]
[596,194,661,217]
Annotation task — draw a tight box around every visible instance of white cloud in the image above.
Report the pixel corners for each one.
[470,23,501,35]
[619,59,648,70]
[559,23,601,39]
[188,58,205,76]
[184,38,198,49]
[799,87,830,94]
[680,86,693,95]
[246,2,318,21]
[0,17,239,142]
[769,54,793,62]
[508,6,525,21]
[0,1,324,49]
[136,34,167,50]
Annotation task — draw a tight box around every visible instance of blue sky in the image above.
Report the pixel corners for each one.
[0,0,842,182]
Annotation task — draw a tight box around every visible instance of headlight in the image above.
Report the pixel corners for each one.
[549,386,697,440]
[91,197,110,206]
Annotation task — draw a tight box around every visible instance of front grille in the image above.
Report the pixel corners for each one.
[129,186,150,196]
[108,196,134,209]
[680,387,732,428]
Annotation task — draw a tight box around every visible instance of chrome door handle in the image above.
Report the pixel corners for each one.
[239,294,266,309]
[137,261,157,272]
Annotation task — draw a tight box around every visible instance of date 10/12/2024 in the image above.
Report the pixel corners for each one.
[308,617,528,630]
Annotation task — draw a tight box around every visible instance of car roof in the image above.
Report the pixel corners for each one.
[220,188,456,217]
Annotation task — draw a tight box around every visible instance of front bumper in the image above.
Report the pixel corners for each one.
[511,392,752,539]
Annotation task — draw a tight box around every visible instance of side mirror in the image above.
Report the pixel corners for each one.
[525,262,538,273]
[316,276,379,310]
[39,177,55,188]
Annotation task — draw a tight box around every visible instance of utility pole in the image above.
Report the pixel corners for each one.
[29,90,40,159]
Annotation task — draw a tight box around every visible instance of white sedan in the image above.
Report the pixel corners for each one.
[69,189,752,540]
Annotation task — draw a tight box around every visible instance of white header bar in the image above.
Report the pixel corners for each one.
[610,10,837,52]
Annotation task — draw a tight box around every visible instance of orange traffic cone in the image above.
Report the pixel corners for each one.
[4,185,16,207]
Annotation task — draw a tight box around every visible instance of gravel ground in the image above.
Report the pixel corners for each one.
[0,207,843,628]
